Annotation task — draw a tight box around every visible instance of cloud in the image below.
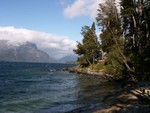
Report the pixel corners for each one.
[0,26,76,59]
[63,0,104,19]
[63,0,121,19]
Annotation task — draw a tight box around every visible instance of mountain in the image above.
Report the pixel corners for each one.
[0,40,56,63]
[59,55,77,63]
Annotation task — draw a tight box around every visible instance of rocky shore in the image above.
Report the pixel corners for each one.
[67,66,122,81]
[67,67,150,113]
[94,81,150,113]
[66,66,109,80]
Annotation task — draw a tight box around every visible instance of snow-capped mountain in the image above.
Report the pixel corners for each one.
[0,40,56,63]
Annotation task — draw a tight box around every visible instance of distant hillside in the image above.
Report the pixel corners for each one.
[59,55,77,63]
[0,40,56,63]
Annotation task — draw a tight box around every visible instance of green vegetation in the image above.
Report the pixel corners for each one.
[74,22,102,67]
[89,61,106,72]
[74,0,150,81]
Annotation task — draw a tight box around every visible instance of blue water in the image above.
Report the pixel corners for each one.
[0,62,119,113]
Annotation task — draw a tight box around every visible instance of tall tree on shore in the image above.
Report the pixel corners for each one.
[74,22,101,67]
[96,0,150,80]
[96,0,134,78]
[74,0,150,80]
[121,0,150,79]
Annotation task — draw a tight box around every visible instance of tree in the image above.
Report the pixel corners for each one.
[121,0,150,80]
[74,22,102,67]
[96,0,150,80]
[96,0,134,78]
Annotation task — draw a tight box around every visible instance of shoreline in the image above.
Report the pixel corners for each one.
[66,66,108,79]
[67,67,150,113]
[66,66,124,82]
[94,81,150,113]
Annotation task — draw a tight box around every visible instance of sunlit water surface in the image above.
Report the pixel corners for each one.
[0,62,119,113]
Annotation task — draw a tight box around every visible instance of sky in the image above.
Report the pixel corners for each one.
[0,0,104,59]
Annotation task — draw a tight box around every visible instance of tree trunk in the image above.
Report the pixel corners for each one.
[108,27,135,73]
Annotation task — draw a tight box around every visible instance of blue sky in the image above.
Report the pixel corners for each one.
[0,0,102,58]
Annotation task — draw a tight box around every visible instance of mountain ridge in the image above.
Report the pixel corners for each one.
[59,55,77,63]
[0,40,56,63]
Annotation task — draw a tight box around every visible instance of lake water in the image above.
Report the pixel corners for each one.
[0,62,119,113]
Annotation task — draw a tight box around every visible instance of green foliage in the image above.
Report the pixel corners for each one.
[96,0,150,80]
[105,47,126,78]
[74,22,102,67]
[89,60,106,72]
[96,0,128,79]
[74,0,150,81]
[76,56,89,67]
[121,0,150,80]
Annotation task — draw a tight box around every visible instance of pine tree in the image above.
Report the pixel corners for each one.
[121,0,150,79]
[74,22,101,67]
[96,0,133,78]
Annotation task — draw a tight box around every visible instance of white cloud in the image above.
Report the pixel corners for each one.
[63,0,121,19]
[63,0,104,19]
[0,26,76,59]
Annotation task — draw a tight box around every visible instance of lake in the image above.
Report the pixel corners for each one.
[0,62,119,113]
